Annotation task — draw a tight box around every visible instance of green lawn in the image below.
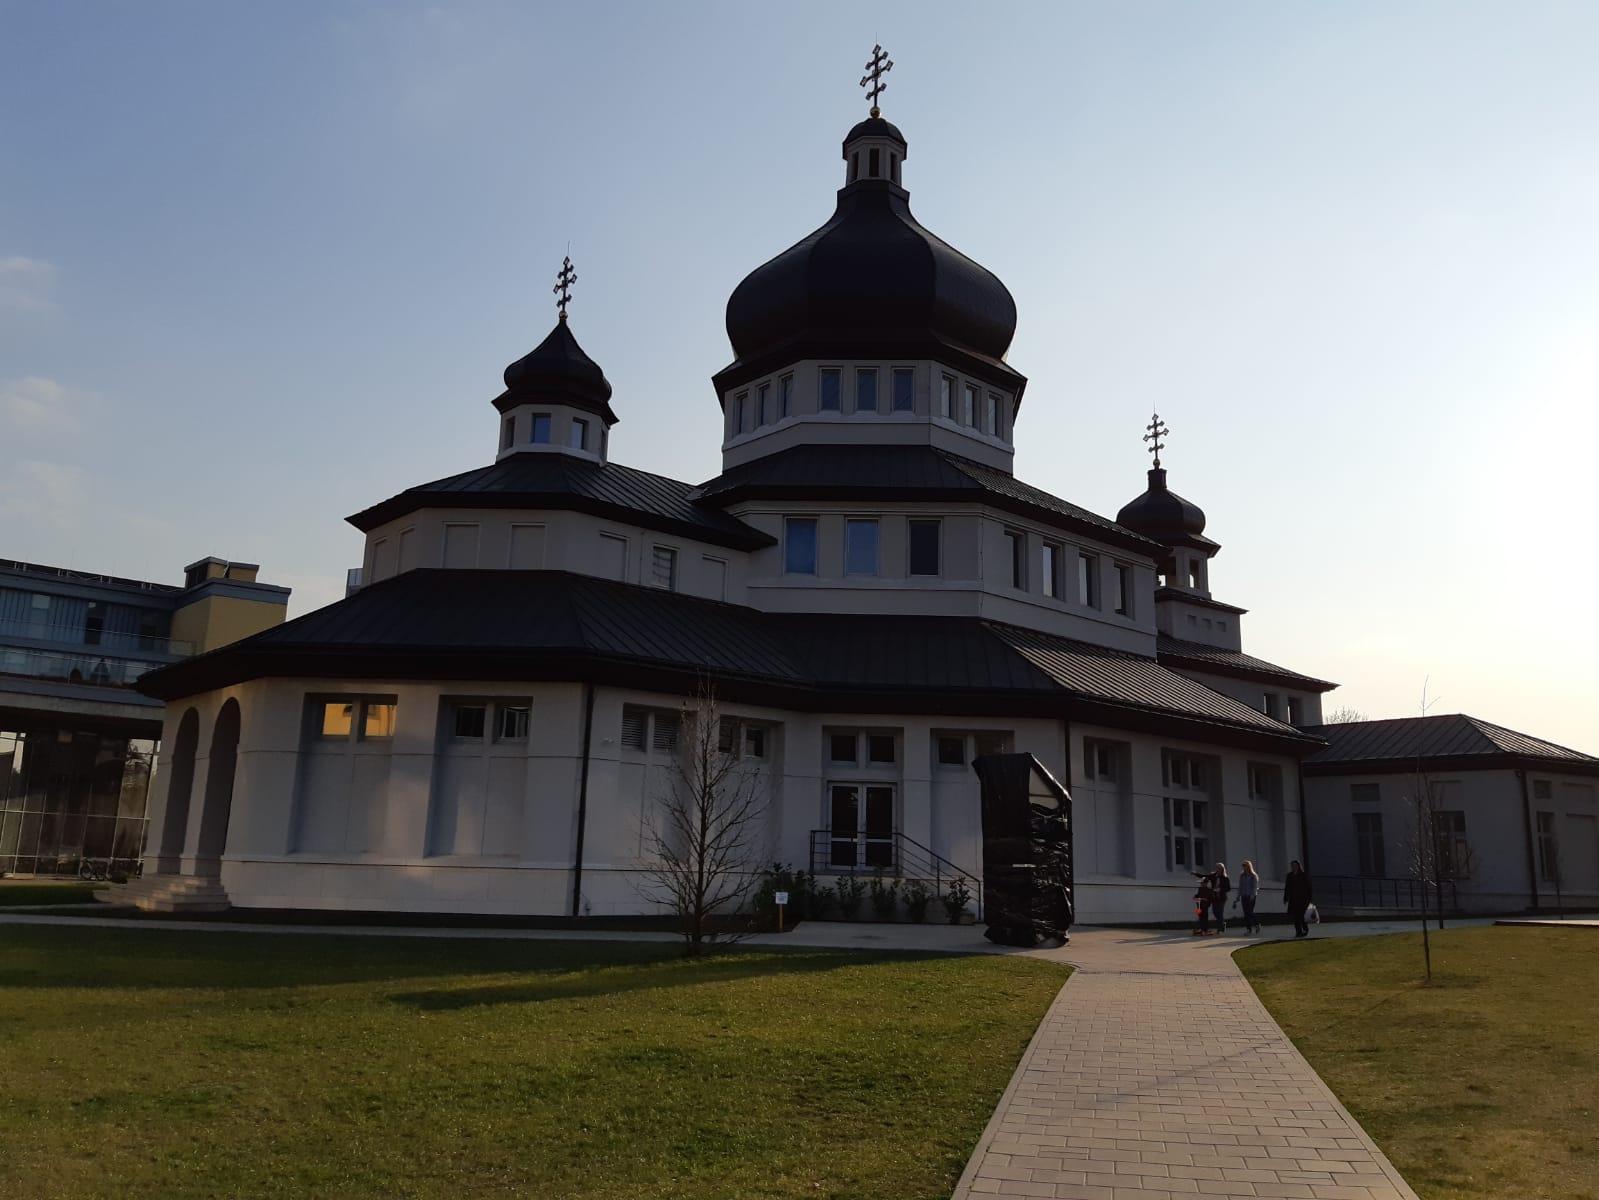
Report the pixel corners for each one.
[0,883,102,906]
[0,926,1065,1200]
[1239,925,1599,1200]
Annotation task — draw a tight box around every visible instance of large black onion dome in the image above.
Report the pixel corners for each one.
[717,122,1020,391]
[1116,468,1215,549]
[495,318,617,423]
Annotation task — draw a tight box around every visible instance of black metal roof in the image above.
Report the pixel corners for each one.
[347,455,773,550]
[1303,714,1599,777]
[1157,635,1338,692]
[1116,467,1218,553]
[495,317,616,423]
[697,444,1160,554]
[138,569,1318,751]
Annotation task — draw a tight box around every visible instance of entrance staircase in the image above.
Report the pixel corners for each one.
[97,874,231,913]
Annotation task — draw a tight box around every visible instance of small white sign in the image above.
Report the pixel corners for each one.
[774,891,790,906]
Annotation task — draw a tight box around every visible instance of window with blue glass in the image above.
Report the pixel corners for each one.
[855,368,878,413]
[784,517,818,575]
[819,368,841,411]
[531,414,552,443]
[892,368,914,412]
[844,519,879,576]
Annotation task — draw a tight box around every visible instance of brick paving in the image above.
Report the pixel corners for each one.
[950,929,1420,1200]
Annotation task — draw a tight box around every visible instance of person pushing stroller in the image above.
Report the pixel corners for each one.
[1191,862,1231,934]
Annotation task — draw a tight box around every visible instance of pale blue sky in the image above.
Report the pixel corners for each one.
[3,2,1596,750]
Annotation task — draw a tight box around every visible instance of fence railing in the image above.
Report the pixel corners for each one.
[0,615,191,657]
[809,828,983,919]
[1320,875,1460,916]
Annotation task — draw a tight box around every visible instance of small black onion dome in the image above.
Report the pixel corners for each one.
[842,115,906,149]
[495,318,617,422]
[1116,468,1213,548]
[722,182,1018,376]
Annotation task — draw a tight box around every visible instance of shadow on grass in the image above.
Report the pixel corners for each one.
[0,924,942,997]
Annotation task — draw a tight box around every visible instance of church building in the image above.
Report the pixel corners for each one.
[131,58,1338,923]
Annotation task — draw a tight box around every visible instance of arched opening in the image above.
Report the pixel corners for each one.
[156,708,200,871]
[194,699,240,875]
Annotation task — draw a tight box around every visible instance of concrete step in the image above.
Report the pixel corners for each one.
[103,875,232,914]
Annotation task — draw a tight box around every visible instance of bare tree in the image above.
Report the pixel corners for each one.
[1401,766,1476,984]
[1326,706,1368,724]
[639,684,770,955]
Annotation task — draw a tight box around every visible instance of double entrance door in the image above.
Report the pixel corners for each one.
[829,783,895,870]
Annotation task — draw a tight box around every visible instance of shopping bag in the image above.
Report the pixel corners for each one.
[1306,903,1320,924]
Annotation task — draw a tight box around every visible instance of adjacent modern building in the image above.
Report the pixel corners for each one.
[1303,715,1599,913]
[0,556,289,877]
[129,81,1349,923]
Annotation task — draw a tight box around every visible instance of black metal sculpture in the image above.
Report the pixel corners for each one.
[972,753,1074,947]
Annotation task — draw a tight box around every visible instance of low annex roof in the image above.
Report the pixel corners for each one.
[347,455,773,551]
[696,444,1161,555]
[138,569,1319,752]
[1156,635,1338,692]
[1302,714,1599,777]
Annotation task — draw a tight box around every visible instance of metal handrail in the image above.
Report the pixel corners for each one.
[809,828,984,919]
[1319,874,1461,915]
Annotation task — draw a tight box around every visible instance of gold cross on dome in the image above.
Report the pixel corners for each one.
[553,256,577,319]
[1143,412,1169,468]
[860,44,893,115]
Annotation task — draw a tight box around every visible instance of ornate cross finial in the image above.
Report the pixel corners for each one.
[553,256,576,320]
[1143,412,1169,468]
[860,44,893,116]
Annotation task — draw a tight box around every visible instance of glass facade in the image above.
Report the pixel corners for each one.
[0,726,155,877]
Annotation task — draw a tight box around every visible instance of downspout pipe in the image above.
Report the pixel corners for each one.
[571,682,596,918]
[1517,767,1539,912]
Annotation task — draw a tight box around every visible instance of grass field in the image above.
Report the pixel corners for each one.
[1239,925,1599,1200]
[0,925,1065,1200]
[0,882,102,906]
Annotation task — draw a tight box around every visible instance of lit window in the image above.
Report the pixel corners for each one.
[531,414,551,444]
[757,382,771,426]
[650,546,678,591]
[453,704,487,740]
[570,418,588,450]
[844,519,879,576]
[855,368,878,413]
[892,368,913,412]
[784,517,818,575]
[362,702,397,739]
[908,519,940,576]
[320,702,354,739]
[779,374,794,418]
[819,368,842,411]
[939,374,954,419]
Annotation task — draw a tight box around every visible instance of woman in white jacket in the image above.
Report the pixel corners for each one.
[1235,860,1261,934]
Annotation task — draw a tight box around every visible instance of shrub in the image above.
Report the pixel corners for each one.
[902,879,933,923]
[753,863,824,926]
[942,878,973,924]
[869,876,899,921]
[835,876,867,919]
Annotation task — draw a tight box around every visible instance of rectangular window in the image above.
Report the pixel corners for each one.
[718,716,739,754]
[1351,782,1380,803]
[908,519,940,576]
[936,735,965,765]
[867,734,896,764]
[1188,561,1204,589]
[1162,750,1208,792]
[497,705,530,741]
[650,545,677,591]
[855,367,878,413]
[1433,810,1470,879]
[779,374,794,418]
[734,391,749,433]
[784,517,818,575]
[1537,811,1559,880]
[598,533,628,581]
[453,704,487,740]
[1114,564,1131,616]
[1286,696,1304,725]
[1263,692,1280,717]
[1164,795,1208,871]
[621,708,647,750]
[1084,738,1120,782]
[757,382,771,426]
[362,702,397,740]
[531,414,552,443]
[962,383,977,426]
[1355,811,1385,877]
[569,417,588,450]
[501,416,516,450]
[84,603,104,645]
[652,712,679,753]
[1042,543,1060,598]
[892,368,914,412]
[829,733,858,764]
[819,368,842,411]
[985,392,998,434]
[620,706,680,755]
[1533,779,1553,801]
[844,519,879,576]
[743,725,766,759]
[319,701,355,739]
[939,374,954,419]
[1078,553,1098,607]
[1005,529,1026,590]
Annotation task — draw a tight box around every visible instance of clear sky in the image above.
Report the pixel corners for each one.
[3,2,1595,751]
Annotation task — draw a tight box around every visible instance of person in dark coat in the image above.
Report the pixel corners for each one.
[1284,860,1314,937]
